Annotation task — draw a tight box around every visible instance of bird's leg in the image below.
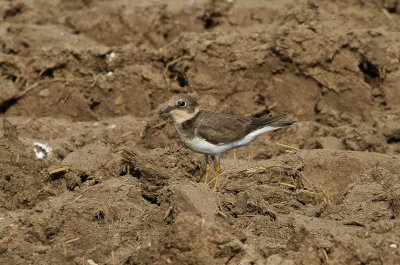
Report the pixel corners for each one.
[203,154,211,185]
[213,155,221,192]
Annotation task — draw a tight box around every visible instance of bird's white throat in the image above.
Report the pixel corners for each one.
[171,107,200,124]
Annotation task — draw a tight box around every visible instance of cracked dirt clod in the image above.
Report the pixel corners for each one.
[1,1,400,264]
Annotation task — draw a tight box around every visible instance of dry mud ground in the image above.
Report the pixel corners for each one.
[1,0,400,264]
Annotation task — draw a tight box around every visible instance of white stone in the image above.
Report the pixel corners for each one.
[33,142,52,159]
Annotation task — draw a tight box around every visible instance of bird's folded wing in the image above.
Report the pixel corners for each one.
[194,111,251,145]
[249,114,296,131]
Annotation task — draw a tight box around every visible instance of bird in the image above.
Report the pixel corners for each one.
[159,94,296,191]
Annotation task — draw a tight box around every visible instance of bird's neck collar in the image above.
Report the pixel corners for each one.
[172,107,200,124]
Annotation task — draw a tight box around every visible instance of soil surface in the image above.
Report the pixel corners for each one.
[1,0,400,264]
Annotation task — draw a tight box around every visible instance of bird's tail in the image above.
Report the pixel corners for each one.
[249,114,296,131]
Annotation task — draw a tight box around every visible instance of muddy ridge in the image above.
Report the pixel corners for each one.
[1,1,400,264]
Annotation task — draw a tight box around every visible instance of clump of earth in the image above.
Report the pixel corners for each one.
[1,0,400,264]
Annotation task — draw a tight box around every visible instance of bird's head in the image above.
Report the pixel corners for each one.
[159,94,200,123]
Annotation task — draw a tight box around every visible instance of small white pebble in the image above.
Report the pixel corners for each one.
[87,259,98,265]
[38,88,50,98]
[107,71,113,76]
[33,142,52,159]
[107,52,116,62]
[389,243,397,248]
[107,124,117,130]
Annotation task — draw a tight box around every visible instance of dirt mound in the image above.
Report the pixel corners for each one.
[1,0,400,264]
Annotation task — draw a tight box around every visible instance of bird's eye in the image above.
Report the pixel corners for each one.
[176,101,186,107]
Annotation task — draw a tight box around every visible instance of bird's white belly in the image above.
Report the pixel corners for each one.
[181,126,278,155]
[182,136,232,155]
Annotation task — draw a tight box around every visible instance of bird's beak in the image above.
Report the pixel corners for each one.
[159,105,174,116]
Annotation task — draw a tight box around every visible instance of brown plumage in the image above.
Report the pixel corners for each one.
[181,110,295,145]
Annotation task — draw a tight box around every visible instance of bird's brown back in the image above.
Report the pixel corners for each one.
[181,110,295,145]
[181,110,251,144]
